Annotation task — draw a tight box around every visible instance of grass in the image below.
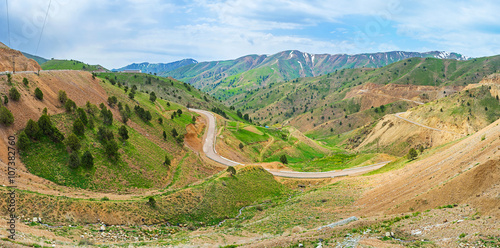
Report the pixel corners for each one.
[41,59,104,71]
[21,112,171,190]
[287,153,381,172]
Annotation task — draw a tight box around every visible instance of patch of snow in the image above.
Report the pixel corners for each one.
[289,50,294,59]
[297,61,303,70]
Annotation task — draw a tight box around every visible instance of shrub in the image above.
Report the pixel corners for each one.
[118,125,129,140]
[65,133,81,151]
[176,134,184,144]
[0,106,14,126]
[227,166,236,176]
[69,152,80,168]
[128,92,135,99]
[23,77,29,86]
[148,196,156,207]
[58,90,67,104]
[101,107,113,126]
[24,119,40,139]
[171,128,178,138]
[280,154,288,164]
[177,109,183,115]
[88,118,95,130]
[37,114,53,135]
[162,130,167,140]
[34,87,43,100]
[407,148,418,160]
[239,143,244,149]
[17,131,30,151]
[81,150,94,168]
[3,95,8,105]
[134,105,152,122]
[73,119,85,136]
[9,87,20,101]
[158,117,163,124]
[192,116,196,123]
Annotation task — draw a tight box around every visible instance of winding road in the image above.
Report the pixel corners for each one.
[189,108,391,178]
[394,112,464,136]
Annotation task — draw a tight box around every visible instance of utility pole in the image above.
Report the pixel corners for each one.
[9,55,18,74]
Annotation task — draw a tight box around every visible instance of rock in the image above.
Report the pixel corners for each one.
[33,217,38,222]
[386,232,391,237]
[100,225,106,231]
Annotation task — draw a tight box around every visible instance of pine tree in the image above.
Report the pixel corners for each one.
[34,87,43,100]
[407,148,418,160]
[280,154,288,164]
[65,133,81,151]
[0,106,14,126]
[17,131,30,151]
[81,150,94,168]
[69,152,80,168]
[9,87,20,101]
[24,119,40,139]
[118,125,129,140]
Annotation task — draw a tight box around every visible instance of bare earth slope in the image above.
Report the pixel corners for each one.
[0,43,41,72]
[356,116,500,218]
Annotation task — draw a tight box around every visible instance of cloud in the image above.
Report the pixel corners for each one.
[1,0,500,68]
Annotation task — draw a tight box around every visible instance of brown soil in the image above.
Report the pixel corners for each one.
[184,116,206,153]
[0,45,41,72]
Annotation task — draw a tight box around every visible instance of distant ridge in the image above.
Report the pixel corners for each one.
[114,58,198,74]
[162,50,470,90]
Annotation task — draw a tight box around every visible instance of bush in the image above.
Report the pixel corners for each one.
[148,196,156,207]
[24,119,40,139]
[0,106,14,126]
[3,95,8,105]
[101,107,113,126]
[239,143,244,149]
[88,118,95,130]
[407,148,418,160]
[17,131,30,151]
[134,105,152,122]
[162,130,167,140]
[9,87,20,101]
[73,119,85,136]
[280,154,288,164]
[65,133,81,151]
[171,128,178,138]
[176,134,184,144]
[34,88,43,100]
[37,114,53,135]
[118,125,129,140]
[23,77,29,86]
[227,166,236,176]
[158,117,163,124]
[58,90,67,104]
[69,152,80,168]
[81,150,94,168]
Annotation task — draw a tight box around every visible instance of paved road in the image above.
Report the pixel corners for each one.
[394,112,464,136]
[189,108,242,166]
[190,108,391,178]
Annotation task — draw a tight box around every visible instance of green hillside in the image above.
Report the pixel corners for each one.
[41,59,107,71]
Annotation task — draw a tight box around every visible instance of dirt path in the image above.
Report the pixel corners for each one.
[394,112,464,136]
[190,108,392,178]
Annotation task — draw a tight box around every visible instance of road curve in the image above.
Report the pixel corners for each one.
[189,108,391,178]
[189,108,242,166]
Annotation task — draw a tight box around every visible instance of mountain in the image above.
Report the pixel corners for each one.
[163,50,469,97]
[114,58,198,74]
[21,51,48,65]
[227,55,500,141]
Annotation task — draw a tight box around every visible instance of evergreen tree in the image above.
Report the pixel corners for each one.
[24,119,40,139]
[81,150,94,168]
[0,106,14,126]
[9,87,20,101]
[65,133,81,151]
[69,152,80,168]
[118,125,129,140]
[227,166,236,176]
[58,90,67,104]
[17,131,30,151]
[163,154,171,166]
[280,154,288,164]
[149,91,157,102]
[73,119,85,136]
[162,130,167,140]
[34,87,44,100]
[77,108,88,125]
[171,128,178,137]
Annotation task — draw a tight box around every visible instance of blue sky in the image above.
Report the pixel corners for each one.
[1,0,500,69]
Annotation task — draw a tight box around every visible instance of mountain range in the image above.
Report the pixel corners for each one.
[160,50,469,95]
[113,58,197,74]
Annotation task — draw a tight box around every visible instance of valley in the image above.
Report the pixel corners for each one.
[0,41,499,248]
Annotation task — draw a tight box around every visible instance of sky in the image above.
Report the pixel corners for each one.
[1,0,500,69]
